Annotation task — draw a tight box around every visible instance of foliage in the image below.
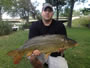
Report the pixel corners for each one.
[72,16,90,28]
[0,0,40,22]
[22,22,31,29]
[80,8,90,15]
[0,21,12,36]
[66,0,87,28]
[0,0,13,20]
[73,10,81,16]
[45,0,87,27]
[60,6,70,17]
[45,0,66,6]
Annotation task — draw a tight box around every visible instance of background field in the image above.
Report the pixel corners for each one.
[0,27,90,68]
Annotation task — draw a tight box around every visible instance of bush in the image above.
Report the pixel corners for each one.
[0,21,13,36]
[72,16,90,28]
[22,22,32,29]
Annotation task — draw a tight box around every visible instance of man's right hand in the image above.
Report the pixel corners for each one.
[30,50,43,68]
[32,50,41,56]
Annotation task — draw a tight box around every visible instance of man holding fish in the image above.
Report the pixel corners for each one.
[28,3,67,68]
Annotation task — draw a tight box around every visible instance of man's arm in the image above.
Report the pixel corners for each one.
[57,22,67,37]
[61,23,67,36]
[28,22,40,39]
[28,22,42,56]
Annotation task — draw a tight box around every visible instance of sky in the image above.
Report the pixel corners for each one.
[2,0,90,19]
[31,0,90,11]
[74,0,90,10]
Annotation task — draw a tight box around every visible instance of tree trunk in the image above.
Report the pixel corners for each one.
[26,12,29,23]
[67,0,75,28]
[0,6,2,21]
[56,0,59,20]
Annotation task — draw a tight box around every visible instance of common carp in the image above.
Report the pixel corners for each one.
[7,35,78,64]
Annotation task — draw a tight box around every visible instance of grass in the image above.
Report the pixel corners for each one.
[0,31,33,68]
[66,27,90,68]
[0,27,90,68]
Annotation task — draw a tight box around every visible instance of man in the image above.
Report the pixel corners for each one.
[28,3,67,68]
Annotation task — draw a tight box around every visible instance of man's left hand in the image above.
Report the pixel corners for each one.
[58,48,66,53]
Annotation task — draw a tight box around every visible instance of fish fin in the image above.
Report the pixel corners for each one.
[7,50,23,64]
[13,55,22,64]
[7,50,18,57]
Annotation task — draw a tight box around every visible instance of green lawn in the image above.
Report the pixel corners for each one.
[0,27,90,68]
[66,27,90,68]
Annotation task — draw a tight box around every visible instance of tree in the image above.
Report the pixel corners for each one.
[45,0,87,28]
[0,0,14,21]
[67,0,75,28]
[5,0,40,23]
[73,10,81,16]
[0,0,4,20]
[60,6,70,17]
[80,8,90,15]
[0,6,2,21]
[0,0,40,23]
[67,0,87,28]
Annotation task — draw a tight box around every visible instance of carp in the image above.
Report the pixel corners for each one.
[7,35,78,64]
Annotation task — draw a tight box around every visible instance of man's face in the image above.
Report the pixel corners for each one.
[41,7,53,21]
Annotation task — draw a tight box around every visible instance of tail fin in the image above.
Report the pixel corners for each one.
[7,50,22,64]
[13,55,22,64]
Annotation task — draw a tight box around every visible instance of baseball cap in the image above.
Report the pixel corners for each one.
[42,3,53,11]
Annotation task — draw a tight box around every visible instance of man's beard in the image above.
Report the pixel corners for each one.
[44,18,52,23]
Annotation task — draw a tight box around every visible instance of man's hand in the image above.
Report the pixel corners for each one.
[32,50,41,56]
[58,48,66,53]
[30,53,43,68]
[29,50,43,68]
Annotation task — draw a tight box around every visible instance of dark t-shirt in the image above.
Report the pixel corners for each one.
[29,19,67,39]
[28,19,67,57]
